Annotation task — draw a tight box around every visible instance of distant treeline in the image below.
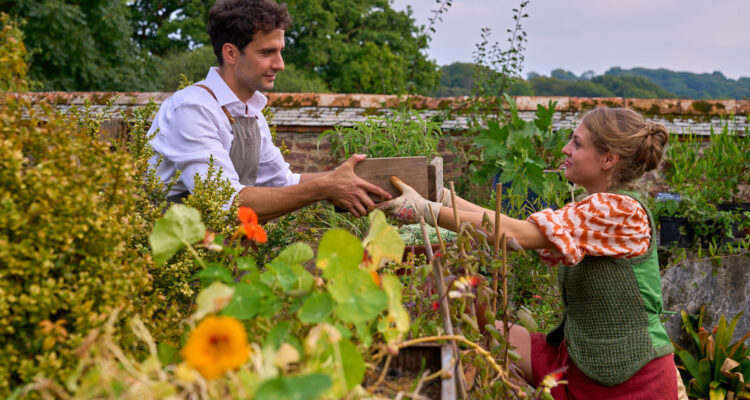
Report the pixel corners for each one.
[433,63,750,100]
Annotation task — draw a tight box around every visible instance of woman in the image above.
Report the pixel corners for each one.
[378,107,685,399]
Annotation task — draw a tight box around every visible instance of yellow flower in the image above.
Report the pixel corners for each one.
[181,315,250,379]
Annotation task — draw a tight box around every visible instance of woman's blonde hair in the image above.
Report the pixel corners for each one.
[581,107,669,189]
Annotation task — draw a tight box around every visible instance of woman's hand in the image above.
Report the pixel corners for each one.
[373,177,442,225]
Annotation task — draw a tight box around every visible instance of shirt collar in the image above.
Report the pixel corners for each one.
[204,67,268,115]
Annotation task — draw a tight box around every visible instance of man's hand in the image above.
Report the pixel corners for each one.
[320,154,392,217]
[374,176,442,225]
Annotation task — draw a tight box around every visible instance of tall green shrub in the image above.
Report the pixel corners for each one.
[0,19,158,393]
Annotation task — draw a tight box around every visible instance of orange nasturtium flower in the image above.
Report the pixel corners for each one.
[181,315,251,379]
[238,206,267,243]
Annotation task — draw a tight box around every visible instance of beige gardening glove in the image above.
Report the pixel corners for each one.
[438,187,453,208]
[375,177,443,225]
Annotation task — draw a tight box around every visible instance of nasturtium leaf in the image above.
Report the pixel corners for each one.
[298,292,334,323]
[236,256,258,271]
[289,264,314,293]
[157,342,179,365]
[328,268,387,324]
[149,205,206,265]
[377,275,410,344]
[194,281,234,320]
[255,373,332,400]
[240,268,260,284]
[337,339,366,392]
[253,281,283,317]
[316,229,363,279]
[221,283,261,320]
[262,260,297,292]
[192,265,233,286]
[362,210,404,269]
[274,242,314,265]
[264,321,291,350]
[355,321,373,348]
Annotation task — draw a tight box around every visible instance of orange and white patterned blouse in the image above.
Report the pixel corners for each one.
[527,193,651,267]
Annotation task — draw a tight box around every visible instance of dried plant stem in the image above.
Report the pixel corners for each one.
[371,354,393,390]
[502,235,511,369]
[396,335,523,394]
[492,183,502,315]
[449,181,460,231]
[419,216,467,400]
[428,204,446,255]
[418,217,435,261]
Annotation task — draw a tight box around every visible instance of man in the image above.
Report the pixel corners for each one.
[148,0,390,221]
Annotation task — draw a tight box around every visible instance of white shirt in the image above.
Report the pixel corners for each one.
[148,67,300,199]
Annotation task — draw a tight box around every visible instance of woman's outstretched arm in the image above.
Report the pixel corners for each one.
[435,206,555,252]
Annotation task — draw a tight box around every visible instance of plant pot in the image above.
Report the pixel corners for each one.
[659,216,692,248]
[716,202,750,241]
[491,171,564,217]
[400,244,442,271]
[375,343,456,399]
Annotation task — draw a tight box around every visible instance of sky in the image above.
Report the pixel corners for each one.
[391,0,750,80]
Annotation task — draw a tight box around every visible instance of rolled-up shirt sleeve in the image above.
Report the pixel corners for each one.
[152,101,244,196]
[527,193,652,266]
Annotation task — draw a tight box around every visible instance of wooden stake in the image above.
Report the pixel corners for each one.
[492,183,502,315]
[448,181,460,232]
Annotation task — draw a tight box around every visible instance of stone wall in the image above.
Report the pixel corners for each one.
[9,92,750,190]
[661,254,750,348]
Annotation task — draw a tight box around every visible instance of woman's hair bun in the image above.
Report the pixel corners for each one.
[642,121,668,171]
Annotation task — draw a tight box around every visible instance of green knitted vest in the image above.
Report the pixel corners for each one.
[545,193,673,386]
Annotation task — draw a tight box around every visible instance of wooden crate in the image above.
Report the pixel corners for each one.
[354,156,443,202]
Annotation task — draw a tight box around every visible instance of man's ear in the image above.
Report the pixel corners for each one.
[222,43,239,65]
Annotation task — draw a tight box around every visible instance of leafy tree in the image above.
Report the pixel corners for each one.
[159,45,216,91]
[529,76,614,97]
[432,62,474,96]
[2,0,160,91]
[606,67,750,99]
[550,68,577,81]
[272,63,330,93]
[283,0,440,94]
[128,0,212,56]
[591,75,676,99]
[579,70,596,80]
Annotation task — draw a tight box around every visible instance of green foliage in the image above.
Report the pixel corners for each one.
[283,0,440,95]
[432,62,475,97]
[470,1,529,119]
[137,207,408,397]
[607,67,750,100]
[319,107,443,163]
[0,13,29,91]
[675,308,750,399]
[661,121,749,246]
[271,63,330,93]
[128,0,212,57]
[0,94,155,396]
[183,156,239,236]
[591,75,677,99]
[472,95,571,204]
[3,0,161,91]
[158,46,216,91]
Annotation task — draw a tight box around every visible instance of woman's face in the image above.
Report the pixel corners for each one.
[561,124,611,192]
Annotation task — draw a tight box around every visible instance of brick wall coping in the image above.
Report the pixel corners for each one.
[6,92,750,116]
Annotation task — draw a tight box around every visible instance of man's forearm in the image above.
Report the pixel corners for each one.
[299,171,330,183]
[236,180,326,222]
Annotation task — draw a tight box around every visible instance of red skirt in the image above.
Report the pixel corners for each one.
[530,332,678,400]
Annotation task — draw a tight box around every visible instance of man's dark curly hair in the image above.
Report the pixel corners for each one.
[207,0,291,66]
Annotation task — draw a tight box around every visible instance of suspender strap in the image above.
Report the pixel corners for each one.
[194,84,236,124]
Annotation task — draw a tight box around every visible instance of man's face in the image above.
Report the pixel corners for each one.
[235,29,285,94]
